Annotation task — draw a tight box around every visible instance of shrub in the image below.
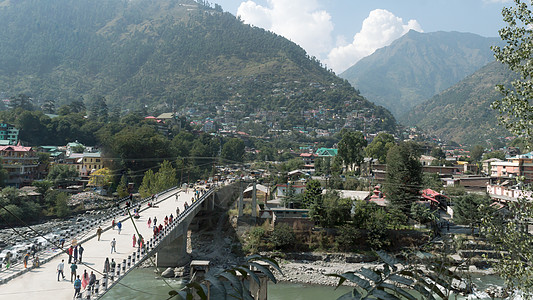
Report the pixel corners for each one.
[270,223,295,250]
[336,224,361,252]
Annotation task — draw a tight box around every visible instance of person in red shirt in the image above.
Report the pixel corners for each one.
[68,246,73,264]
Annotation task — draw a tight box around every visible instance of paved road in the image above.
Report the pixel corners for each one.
[0,187,198,300]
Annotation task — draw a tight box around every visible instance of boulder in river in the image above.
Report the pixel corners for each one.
[162,267,175,278]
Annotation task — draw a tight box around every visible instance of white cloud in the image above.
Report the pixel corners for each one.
[325,9,422,73]
[237,0,334,57]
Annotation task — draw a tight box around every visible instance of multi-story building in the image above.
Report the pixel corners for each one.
[59,152,104,178]
[0,145,39,187]
[490,151,533,183]
[0,123,19,145]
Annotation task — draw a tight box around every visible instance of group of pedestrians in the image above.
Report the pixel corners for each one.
[153,212,178,237]
[53,189,190,298]
[67,244,84,264]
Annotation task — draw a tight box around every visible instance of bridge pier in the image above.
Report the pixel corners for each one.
[156,233,189,267]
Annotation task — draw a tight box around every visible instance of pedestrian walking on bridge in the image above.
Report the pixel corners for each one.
[96,227,103,241]
[117,221,122,234]
[70,262,78,282]
[111,238,117,253]
[57,259,65,281]
[103,257,110,273]
[73,275,82,298]
[78,244,84,262]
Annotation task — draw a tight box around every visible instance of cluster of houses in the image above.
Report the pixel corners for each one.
[0,125,105,188]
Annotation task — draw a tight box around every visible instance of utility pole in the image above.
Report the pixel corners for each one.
[251,181,257,218]
[238,181,244,217]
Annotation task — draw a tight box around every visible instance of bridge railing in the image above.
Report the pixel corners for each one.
[93,187,216,299]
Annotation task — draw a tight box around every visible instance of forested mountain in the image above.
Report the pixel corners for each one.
[402,61,514,145]
[340,30,501,117]
[0,0,395,132]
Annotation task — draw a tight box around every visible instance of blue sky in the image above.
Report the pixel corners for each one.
[212,0,510,73]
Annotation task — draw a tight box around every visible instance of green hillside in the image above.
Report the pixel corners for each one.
[402,61,514,145]
[340,30,501,117]
[0,0,395,132]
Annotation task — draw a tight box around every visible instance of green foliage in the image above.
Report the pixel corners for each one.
[491,0,533,138]
[174,255,282,300]
[410,203,437,225]
[402,61,513,145]
[430,147,445,159]
[270,223,295,250]
[321,192,352,228]
[365,132,395,164]
[302,179,322,208]
[47,164,78,186]
[139,160,178,198]
[71,144,85,153]
[116,174,129,198]
[54,192,71,218]
[336,224,361,252]
[338,130,367,172]
[383,143,422,214]
[0,0,395,134]
[139,169,155,198]
[422,173,442,191]
[470,144,485,162]
[221,138,245,163]
[453,193,491,229]
[482,150,506,161]
[483,197,533,296]
[246,226,267,254]
[352,201,396,249]
[0,187,41,224]
[328,250,466,300]
[32,180,53,197]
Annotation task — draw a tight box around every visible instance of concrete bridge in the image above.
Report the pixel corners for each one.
[0,185,221,300]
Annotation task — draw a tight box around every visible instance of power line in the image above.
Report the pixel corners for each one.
[0,199,171,297]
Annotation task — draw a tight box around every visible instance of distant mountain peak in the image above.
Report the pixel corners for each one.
[340,31,502,117]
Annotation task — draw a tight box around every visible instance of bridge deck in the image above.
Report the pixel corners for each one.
[0,187,210,300]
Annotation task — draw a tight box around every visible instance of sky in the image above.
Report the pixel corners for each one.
[212,0,511,73]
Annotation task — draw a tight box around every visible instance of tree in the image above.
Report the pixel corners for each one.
[42,99,55,114]
[302,179,322,208]
[337,130,367,173]
[491,0,533,138]
[222,138,245,162]
[54,192,71,218]
[139,169,155,198]
[9,93,34,110]
[89,96,108,122]
[365,132,395,164]
[47,165,78,186]
[270,223,295,250]
[32,180,53,197]
[430,147,445,160]
[410,203,437,225]
[482,150,506,161]
[454,193,491,232]
[470,144,485,162]
[485,3,533,292]
[88,168,113,187]
[383,143,422,215]
[71,144,85,153]
[116,174,129,198]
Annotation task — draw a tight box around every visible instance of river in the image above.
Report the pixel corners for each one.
[100,268,507,300]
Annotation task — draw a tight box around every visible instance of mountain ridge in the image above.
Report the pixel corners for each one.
[402,60,514,145]
[340,30,502,117]
[0,0,395,133]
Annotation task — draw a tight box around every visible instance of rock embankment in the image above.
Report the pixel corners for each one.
[268,252,379,286]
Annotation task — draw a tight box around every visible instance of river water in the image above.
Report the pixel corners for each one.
[100,268,507,300]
